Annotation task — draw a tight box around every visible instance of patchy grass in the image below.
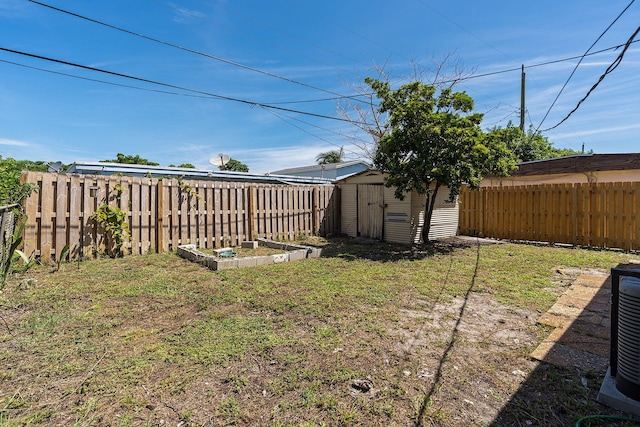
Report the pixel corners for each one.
[0,238,639,426]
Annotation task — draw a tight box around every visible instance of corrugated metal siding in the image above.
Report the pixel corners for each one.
[384,187,412,244]
[340,184,358,237]
[340,171,459,244]
[430,189,459,239]
[411,188,459,242]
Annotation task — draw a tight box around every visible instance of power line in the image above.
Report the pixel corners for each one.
[0,46,366,125]
[27,0,366,104]
[541,25,640,132]
[198,0,372,69]
[260,108,362,158]
[0,58,221,99]
[535,0,636,132]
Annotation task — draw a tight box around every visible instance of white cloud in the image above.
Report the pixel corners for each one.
[0,138,29,147]
[231,143,337,174]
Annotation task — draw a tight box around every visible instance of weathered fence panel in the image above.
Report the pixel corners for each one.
[20,172,339,261]
[459,182,640,250]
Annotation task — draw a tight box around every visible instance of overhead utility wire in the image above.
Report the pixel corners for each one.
[27,0,366,104]
[0,58,223,99]
[0,55,348,105]
[434,40,640,85]
[541,24,640,132]
[0,46,365,125]
[261,107,361,158]
[535,0,636,132]
[198,0,372,70]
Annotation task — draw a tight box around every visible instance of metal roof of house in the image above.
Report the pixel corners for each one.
[66,161,333,185]
[271,160,370,174]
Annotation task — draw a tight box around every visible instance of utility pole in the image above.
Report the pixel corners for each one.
[520,64,526,133]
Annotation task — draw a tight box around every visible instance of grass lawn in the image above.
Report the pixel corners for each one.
[1,237,639,426]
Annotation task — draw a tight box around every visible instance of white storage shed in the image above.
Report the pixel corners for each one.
[337,170,459,244]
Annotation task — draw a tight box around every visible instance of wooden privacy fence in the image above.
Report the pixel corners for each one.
[20,171,339,263]
[459,182,640,250]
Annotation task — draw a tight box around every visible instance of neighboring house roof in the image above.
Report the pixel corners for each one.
[271,160,370,181]
[66,161,333,185]
[512,153,640,177]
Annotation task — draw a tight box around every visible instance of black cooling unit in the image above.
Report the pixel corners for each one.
[610,268,640,401]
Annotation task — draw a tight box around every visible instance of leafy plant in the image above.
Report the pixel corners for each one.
[90,204,130,258]
[0,156,44,205]
[1,212,36,287]
[53,243,71,272]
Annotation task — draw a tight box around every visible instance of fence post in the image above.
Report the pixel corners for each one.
[248,185,257,240]
[156,179,167,253]
[312,187,320,235]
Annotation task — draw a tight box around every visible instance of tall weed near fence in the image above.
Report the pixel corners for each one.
[459,182,640,250]
[20,172,339,263]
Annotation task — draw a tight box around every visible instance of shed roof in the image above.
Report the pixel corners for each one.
[66,161,333,185]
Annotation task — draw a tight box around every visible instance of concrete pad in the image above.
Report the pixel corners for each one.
[598,367,640,416]
[575,275,611,289]
[538,312,573,328]
[532,274,612,372]
[530,341,608,372]
[562,285,600,301]
[547,304,583,319]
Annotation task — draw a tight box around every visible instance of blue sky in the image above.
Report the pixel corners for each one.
[0,0,638,173]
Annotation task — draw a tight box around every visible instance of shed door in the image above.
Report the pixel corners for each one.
[358,184,384,239]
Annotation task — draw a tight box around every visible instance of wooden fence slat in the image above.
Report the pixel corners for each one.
[21,172,338,261]
[460,181,640,251]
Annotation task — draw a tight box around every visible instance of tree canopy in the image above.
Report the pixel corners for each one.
[485,123,588,163]
[219,158,249,172]
[100,153,159,166]
[0,157,47,206]
[368,77,516,242]
[316,147,344,165]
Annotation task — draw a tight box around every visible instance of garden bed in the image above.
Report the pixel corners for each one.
[176,238,322,270]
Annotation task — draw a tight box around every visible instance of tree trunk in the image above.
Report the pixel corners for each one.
[421,183,440,243]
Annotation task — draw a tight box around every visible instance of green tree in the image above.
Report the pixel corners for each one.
[169,163,196,168]
[316,147,344,165]
[219,158,249,172]
[0,157,46,205]
[368,78,515,242]
[485,123,588,163]
[100,153,159,166]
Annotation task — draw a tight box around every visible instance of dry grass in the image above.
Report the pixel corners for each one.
[0,238,638,426]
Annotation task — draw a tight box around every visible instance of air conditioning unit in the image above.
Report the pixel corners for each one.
[607,269,640,403]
